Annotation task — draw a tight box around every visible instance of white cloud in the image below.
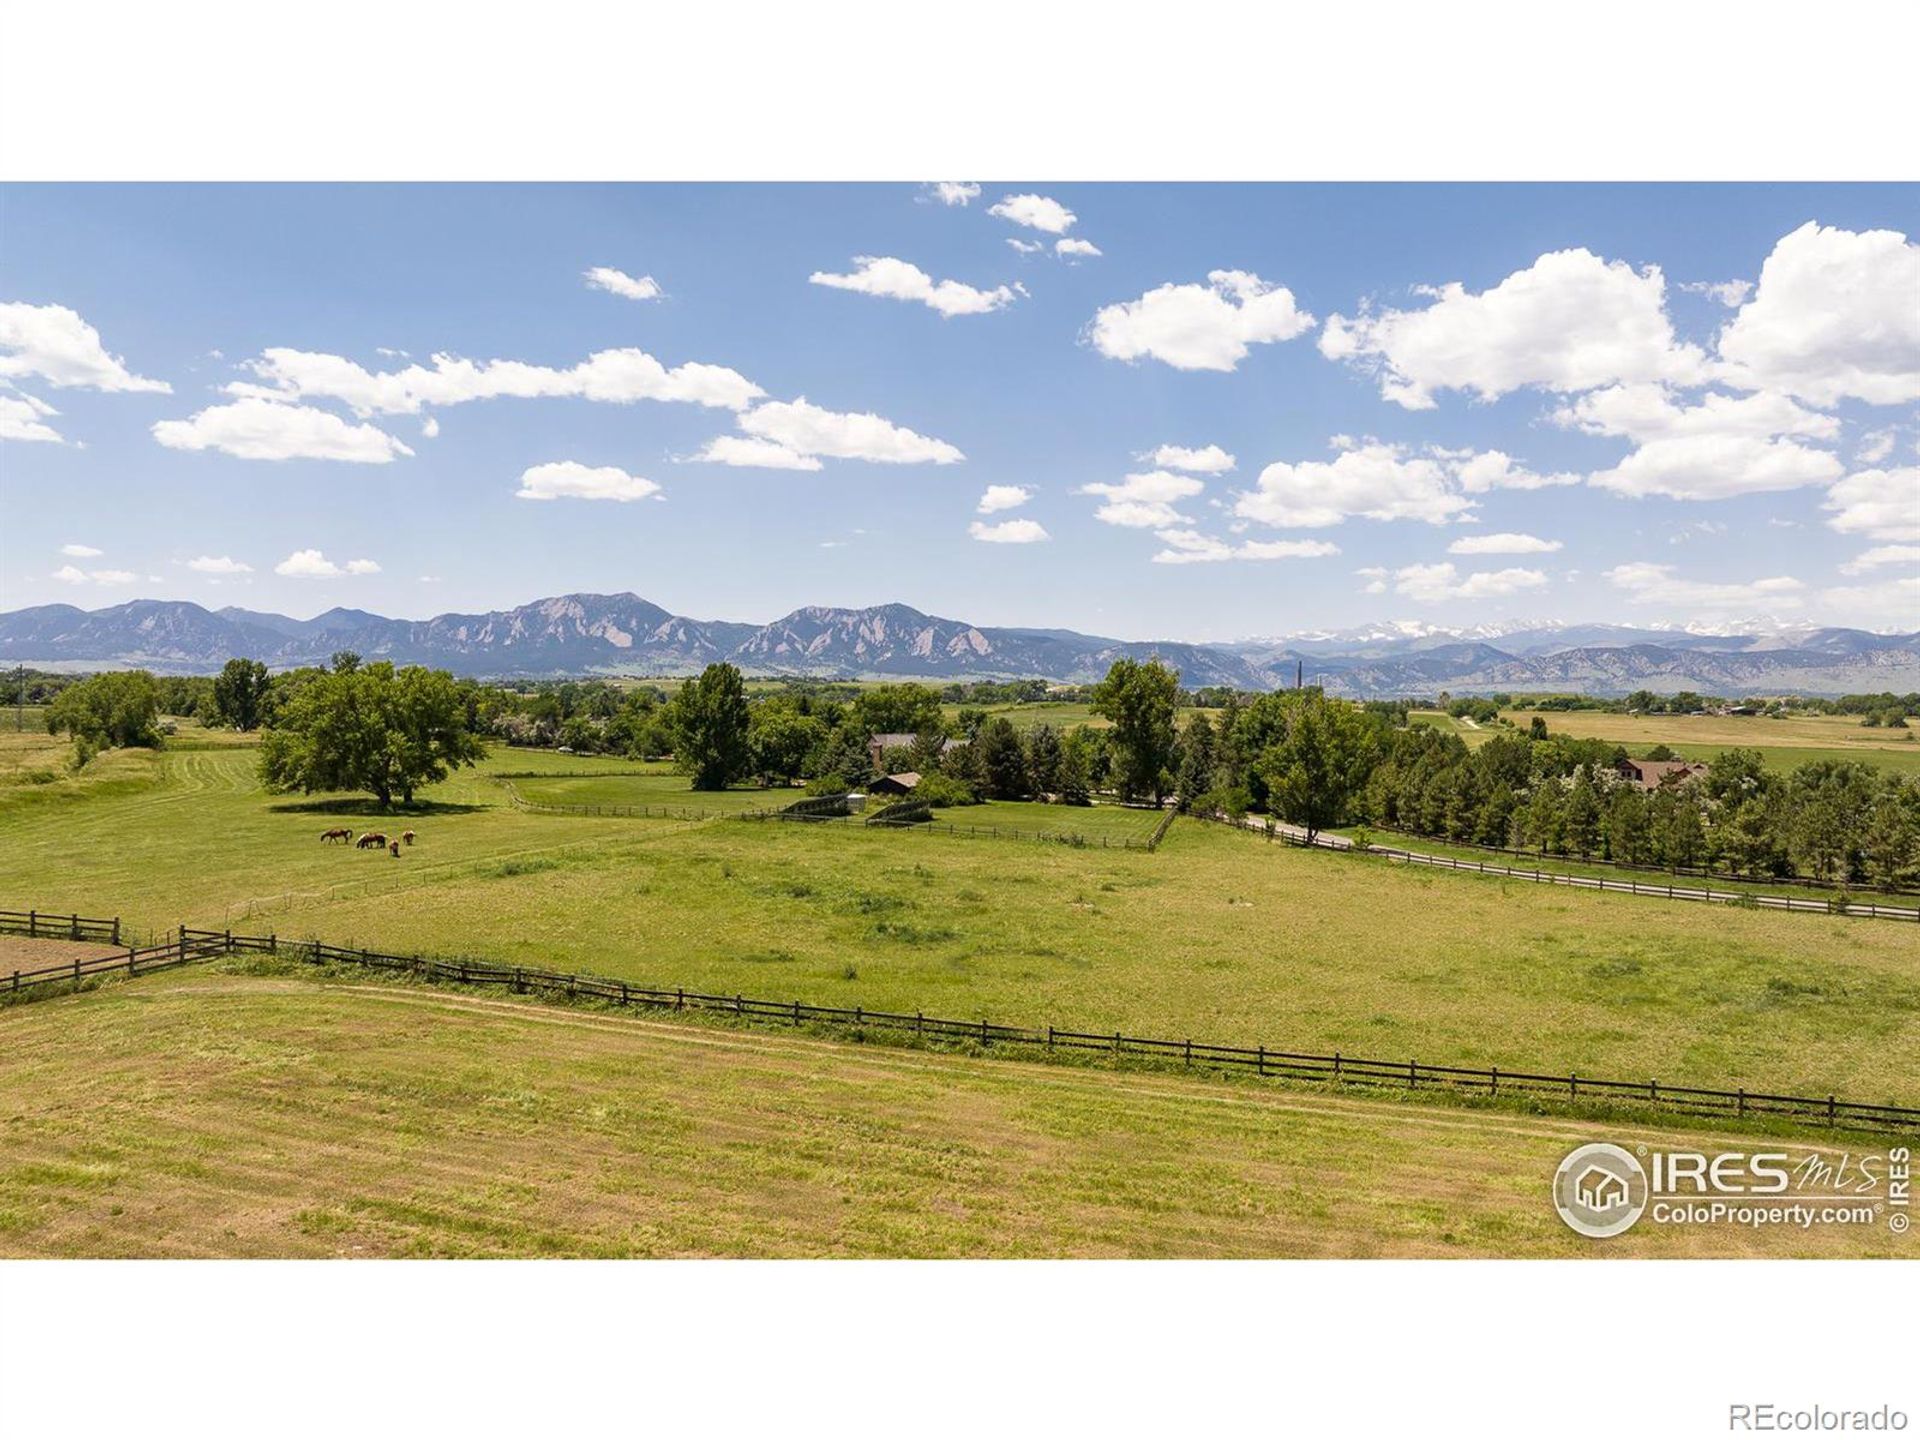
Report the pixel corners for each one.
[1392,563,1549,603]
[1823,467,1920,542]
[1603,562,1806,614]
[1087,270,1314,372]
[1591,433,1844,501]
[0,389,63,443]
[1234,442,1470,528]
[1055,238,1102,259]
[583,266,662,302]
[152,398,414,463]
[1077,470,1206,529]
[1006,238,1044,256]
[976,484,1033,514]
[0,302,170,393]
[1560,384,1845,501]
[1680,279,1753,307]
[928,182,981,207]
[809,256,1016,317]
[275,549,380,579]
[1449,450,1579,493]
[1715,222,1920,406]
[988,193,1076,234]
[1819,575,1920,624]
[688,435,823,471]
[1145,443,1235,474]
[1839,545,1920,575]
[734,398,964,465]
[516,461,663,503]
[59,543,102,558]
[420,415,440,438]
[52,563,135,585]
[186,555,253,574]
[1150,530,1339,565]
[1448,532,1563,555]
[969,518,1050,544]
[1319,249,1706,409]
[230,345,762,416]
[1856,429,1896,465]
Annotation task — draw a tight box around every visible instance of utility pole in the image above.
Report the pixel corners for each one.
[1295,659,1302,690]
[14,664,23,732]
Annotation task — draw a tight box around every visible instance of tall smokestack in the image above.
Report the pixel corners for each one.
[1296,659,1303,690]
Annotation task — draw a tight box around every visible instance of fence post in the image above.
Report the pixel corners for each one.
[677,988,684,1010]
[1738,1088,1746,1118]
[980,1016,989,1046]
[1489,1064,1497,1096]
[793,999,801,1026]
[127,945,137,977]
[112,918,121,946]
[1409,1058,1417,1090]
[1185,1038,1192,1067]
[1046,1024,1053,1051]
[1570,1072,1578,1100]
[27,911,35,938]
[1828,1095,1837,1126]
[1257,1044,1265,1076]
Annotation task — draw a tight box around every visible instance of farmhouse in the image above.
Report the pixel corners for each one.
[1616,757,1709,791]
[866,732,967,773]
[871,772,921,796]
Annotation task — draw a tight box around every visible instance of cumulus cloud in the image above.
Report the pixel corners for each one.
[186,555,253,574]
[732,398,964,466]
[59,543,103,558]
[1088,270,1314,372]
[1145,443,1235,474]
[1234,442,1470,528]
[1604,562,1806,614]
[1319,249,1707,408]
[1447,450,1578,493]
[976,484,1034,514]
[969,518,1049,544]
[1839,544,1920,575]
[152,398,414,463]
[229,345,762,416]
[1823,467,1920,542]
[0,389,63,443]
[1006,238,1044,256]
[1150,530,1340,566]
[809,256,1017,317]
[687,435,824,471]
[0,301,170,393]
[1819,574,1920,624]
[516,461,663,503]
[1448,532,1563,555]
[1077,470,1206,529]
[1055,238,1102,259]
[1392,563,1550,603]
[928,182,981,206]
[275,549,380,579]
[1857,429,1897,465]
[1715,222,1920,406]
[584,266,662,302]
[1559,384,1845,501]
[988,193,1076,234]
[1680,279,1753,307]
[52,563,135,585]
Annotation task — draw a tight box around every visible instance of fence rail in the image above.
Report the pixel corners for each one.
[0,908,121,945]
[1224,816,1920,923]
[739,806,1152,849]
[12,909,1916,1133]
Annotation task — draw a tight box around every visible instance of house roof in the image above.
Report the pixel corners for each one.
[869,732,920,750]
[1621,757,1708,788]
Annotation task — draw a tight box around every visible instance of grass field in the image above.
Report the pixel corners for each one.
[2,739,1915,1109]
[922,798,1164,842]
[1,967,1898,1258]
[1504,709,1920,775]
[511,767,790,815]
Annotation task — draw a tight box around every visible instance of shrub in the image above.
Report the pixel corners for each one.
[914,772,978,807]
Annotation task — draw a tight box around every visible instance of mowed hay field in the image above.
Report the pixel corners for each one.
[2,740,1917,1108]
[1503,709,1920,775]
[1,969,1899,1258]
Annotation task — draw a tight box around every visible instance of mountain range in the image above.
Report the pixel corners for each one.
[2,594,1915,697]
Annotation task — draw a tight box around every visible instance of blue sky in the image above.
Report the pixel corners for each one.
[2,182,1915,641]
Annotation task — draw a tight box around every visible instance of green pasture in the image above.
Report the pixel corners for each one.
[0,736,1914,1108]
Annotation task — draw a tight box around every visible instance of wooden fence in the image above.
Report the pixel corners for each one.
[0,908,121,945]
[80,926,1901,1137]
[3,930,225,994]
[740,805,1153,849]
[1358,821,1920,899]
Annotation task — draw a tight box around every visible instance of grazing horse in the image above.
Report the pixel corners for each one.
[401,830,417,846]
[356,832,388,850]
[388,839,401,857]
[320,827,353,844]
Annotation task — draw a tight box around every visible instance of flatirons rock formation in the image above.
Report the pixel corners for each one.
[2,593,1915,697]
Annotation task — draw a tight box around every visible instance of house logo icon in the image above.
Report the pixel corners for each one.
[1553,1143,1650,1238]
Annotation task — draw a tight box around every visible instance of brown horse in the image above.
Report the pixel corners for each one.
[401,830,417,846]
[320,827,353,844]
[356,832,388,850]
[388,840,401,857]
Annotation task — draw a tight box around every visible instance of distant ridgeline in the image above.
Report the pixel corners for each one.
[3,593,1917,697]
